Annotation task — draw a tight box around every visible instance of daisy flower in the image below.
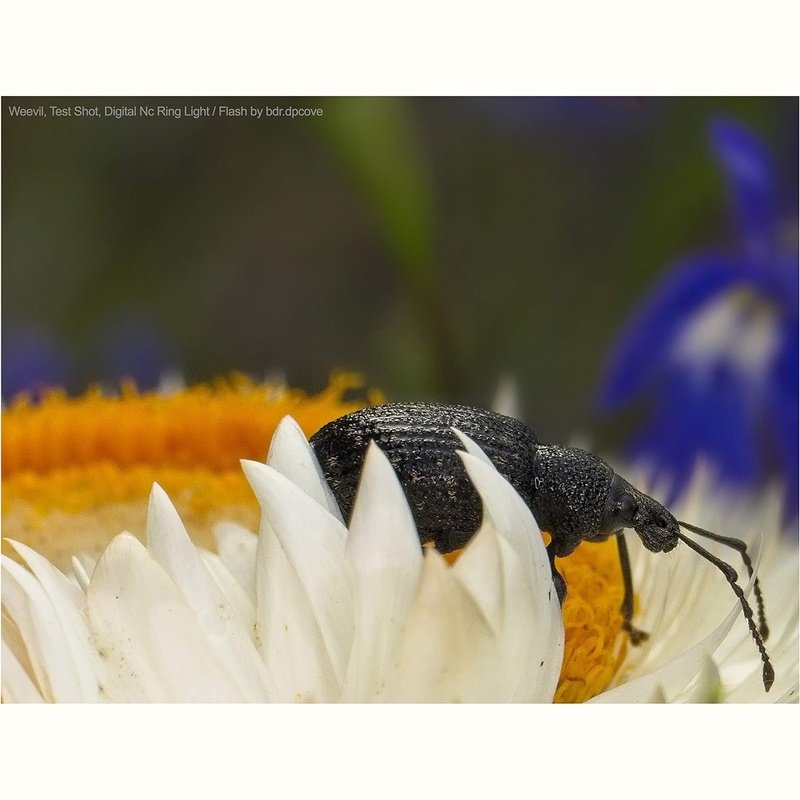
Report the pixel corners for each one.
[2,383,796,702]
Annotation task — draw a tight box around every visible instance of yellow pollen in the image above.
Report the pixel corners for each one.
[554,540,629,702]
[2,373,380,564]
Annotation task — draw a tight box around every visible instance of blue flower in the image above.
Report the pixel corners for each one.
[596,118,798,520]
[2,326,73,401]
[95,314,176,391]
[2,315,176,401]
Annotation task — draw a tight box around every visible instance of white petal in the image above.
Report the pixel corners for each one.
[458,450,562,638]
[455,449,563,701]
[590,679,668,704]
[776,687,799,703]
[7,540,106,702]
[343,442,423,701]
[451,525,539,700]
[254,516,340,701]
[243,460,354,695]
[267,415,344,522]
[200,550,257,637]
[382,549,499,702]
[612,684,668,703]
[592,589,753,702]
[457,448,550,584]
[450,516,505,631]
[2,555,82,702]
[672,655,723,703]
[74,553,97,578]
[87,533,249,702]
[451,428,494,467]
[71,557,91,592]
[459,529,561,702]
[1,637,44,703]
[213,521,258,602]
[716,537,799,702]
[145,484,273,700]
[615,523,777,701]
[640,684,668,703]
[723,605,798,702]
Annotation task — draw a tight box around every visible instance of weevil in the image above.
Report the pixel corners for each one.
[310,402,774,692]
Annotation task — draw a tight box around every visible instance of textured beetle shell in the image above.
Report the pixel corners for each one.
[311,402,618,556]
[531,444,614,557]
[310,402,540,553]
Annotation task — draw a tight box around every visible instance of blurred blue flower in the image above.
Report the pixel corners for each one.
[2,326,73,401]
[596,118,798,519]
[96,314,176,391]
[2,316,176,402]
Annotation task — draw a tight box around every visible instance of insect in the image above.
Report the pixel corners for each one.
[311,402,774,692]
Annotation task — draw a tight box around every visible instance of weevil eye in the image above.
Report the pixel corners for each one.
[617,493,638,523]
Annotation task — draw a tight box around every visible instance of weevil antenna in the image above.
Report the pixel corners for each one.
[676,530,774,692]
[678,520,768,640]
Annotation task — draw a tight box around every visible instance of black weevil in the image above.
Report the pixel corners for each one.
[310,402,774,692]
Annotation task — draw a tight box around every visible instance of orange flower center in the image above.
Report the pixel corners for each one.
[2,373,379,563]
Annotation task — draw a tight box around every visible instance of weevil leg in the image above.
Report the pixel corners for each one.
[546,541,567,605]
[616,532,649,646]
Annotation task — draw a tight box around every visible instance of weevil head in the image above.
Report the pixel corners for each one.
[601,474,679,553]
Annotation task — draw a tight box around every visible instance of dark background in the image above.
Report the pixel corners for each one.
[3,97,797,448]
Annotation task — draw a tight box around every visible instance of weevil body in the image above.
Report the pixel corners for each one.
[311,402,774,691]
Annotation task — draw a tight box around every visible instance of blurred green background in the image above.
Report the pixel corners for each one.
[2,97,797,448]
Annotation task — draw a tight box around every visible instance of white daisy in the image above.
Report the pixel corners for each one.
[2,417,563,702]
[2,417,796,703]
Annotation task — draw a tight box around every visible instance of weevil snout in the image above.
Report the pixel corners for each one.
[602,474,679,553]
[633,503,680,553]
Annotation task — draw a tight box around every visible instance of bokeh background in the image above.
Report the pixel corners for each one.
[3,96,798,510]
